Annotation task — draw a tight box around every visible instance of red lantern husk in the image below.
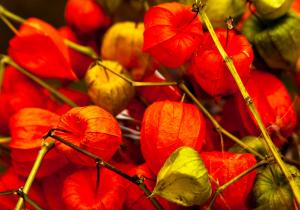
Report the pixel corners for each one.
[143,2,203,68]
[55,106,122,166]
[188,29,254,96]
[65,0,110,35]
[140,100,206,174]
[9,108,68,178]
[62,168,126,210]
[235,70,297,147]
[8,18,77,80]
[200,152,257,210]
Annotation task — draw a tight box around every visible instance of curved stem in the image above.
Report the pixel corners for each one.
[15,141,54,210]
[0,14,18,34]
[197,2,300,206]
[178,82,265,160]
[2,55,78,107]
[43,129,163,210]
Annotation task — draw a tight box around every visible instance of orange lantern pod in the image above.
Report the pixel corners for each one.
[9,108,68,178]
[140,100,206,174]
[143,2,203,68]
[8,18,77,80]
[235,70,297,147]
[200,152,257,210]
[188,29,254,96]
[65,0,110,35]
[55,105,122,166]
[62,168,126,210]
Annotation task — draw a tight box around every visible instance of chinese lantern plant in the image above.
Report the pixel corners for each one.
[101,21,152,81]
[234,70,297,147]
[200,151,257,210]
[85,61,135,115]
[143,2,203,68]
[9,108,68,178]
[140,100,206,174]
[188,29,254,97]
[8,17,77,80]
[62,168,126,210]
[54,105,122,166]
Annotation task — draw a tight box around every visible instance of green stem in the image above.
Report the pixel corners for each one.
[96,60,177,87]
[178,82,265,160]
[0,57,5,93]
[0,14,18,34]
[0,5,25,23]
[15,141,54,210]
[197,3,300,206]
[64,39,99,60]
[207,159,269,210]
[0,136,11,144]
[2,55,77,107]
[21,193,43,210]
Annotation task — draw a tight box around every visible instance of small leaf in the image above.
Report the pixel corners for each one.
[151,146,211,206]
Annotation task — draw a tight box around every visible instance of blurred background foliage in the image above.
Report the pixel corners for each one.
[0,0,67,53]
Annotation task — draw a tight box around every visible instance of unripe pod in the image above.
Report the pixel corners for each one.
[141,100,206,174]
[242,12,300,71]
[101,22,150,80]
[56,106,122,166]
[253,0,293,20]
[85,61,135,115]
[253,163,300,210]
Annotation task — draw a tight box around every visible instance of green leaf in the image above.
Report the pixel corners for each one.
[151,146,212,207]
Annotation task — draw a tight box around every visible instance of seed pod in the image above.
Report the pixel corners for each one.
[8,18,77,80]
[56,106,122,166]
[143,2,203,68]
[229,136,269,157]
[253,0,293,20]
[85,61,135,115]
[235,70,297,147]
[253,163,300,210]
[9,108,68,178]
[62,168,126,210]
[65,0,110,34]
[152,147,212,206]
[101,22,151,80]
[201,152,257,210]
[242,12,300,71]
[141,100,206,174]
[188,30,253,96]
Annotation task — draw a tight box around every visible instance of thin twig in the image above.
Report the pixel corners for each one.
[43,129,163,210]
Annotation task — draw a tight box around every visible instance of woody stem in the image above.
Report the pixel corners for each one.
[197,2,300,206]
[1,55,78,107]
[207,159,269,210]
[15,142,54,210]
[178,82,265,160]
[44,129,163,210]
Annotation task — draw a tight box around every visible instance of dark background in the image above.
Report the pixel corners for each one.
[0,0,67,53]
